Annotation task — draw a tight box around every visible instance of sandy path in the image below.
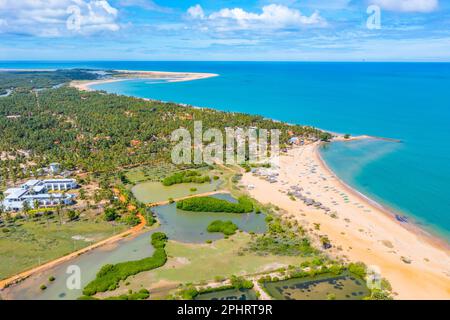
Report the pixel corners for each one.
[241,142,450,300]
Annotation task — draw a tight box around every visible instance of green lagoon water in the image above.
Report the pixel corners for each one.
[132,180,222,204]
[152,193,267,243]
[264,272,369,300]
[6,193,266,299]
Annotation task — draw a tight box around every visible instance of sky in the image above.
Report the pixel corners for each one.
[0,0,449,61]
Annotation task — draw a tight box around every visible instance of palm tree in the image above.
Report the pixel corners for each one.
[56,204,63,225]
[33,199,40,210]
[22,201,31,219]
[0,204,5,222]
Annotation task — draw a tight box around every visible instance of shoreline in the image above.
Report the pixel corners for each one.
[69,76,447,250]
[242,142,450,299]
[66,73,450,298]
[70,70,218,92]
[315,141,449,251]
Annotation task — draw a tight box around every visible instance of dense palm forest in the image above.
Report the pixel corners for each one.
[0,73,331,182]
[0,69,106,95]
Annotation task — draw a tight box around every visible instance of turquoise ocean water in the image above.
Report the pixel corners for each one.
[1,61,450,240]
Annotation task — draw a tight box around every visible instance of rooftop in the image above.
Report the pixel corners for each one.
[21,180,41,188]
[5,188,28,200]
[43,179,76,183]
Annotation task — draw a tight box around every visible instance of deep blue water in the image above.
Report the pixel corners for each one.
[1,61,450,240]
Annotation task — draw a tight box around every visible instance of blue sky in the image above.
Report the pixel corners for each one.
[0,0,449,61]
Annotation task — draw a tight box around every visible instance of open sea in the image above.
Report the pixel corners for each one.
[1,61,450,241]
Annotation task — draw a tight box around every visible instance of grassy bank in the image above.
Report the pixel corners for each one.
[0,218,126,280]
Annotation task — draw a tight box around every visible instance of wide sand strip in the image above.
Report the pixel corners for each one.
[70,70,218,92]
[242,142,450,300]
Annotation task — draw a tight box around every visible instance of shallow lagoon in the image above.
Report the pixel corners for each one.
[153,193,267,243]
[132,180,222,204]
[5,194,266,299]
[264,272,370,300]
[5,231,156,300]
[195,288,257,300]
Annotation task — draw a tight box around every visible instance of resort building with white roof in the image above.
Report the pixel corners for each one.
[2,178,77,211]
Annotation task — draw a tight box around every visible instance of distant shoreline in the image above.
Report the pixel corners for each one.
[70,69,218,91]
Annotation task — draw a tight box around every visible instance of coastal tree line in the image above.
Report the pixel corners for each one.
[0,84,331,182]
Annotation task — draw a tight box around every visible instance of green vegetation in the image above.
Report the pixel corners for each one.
[105,289,150,300]
[78,288,150,300]
[348,262,367,278]
[106,185,147,227]
[104,208,119,222]
[246,217,316,256]
[0,69,102,94]
[248,234,314,256]
[230,275,254,290]
[366,289,393,300]
[162,170,210,186]
[82,232,168,296]
[0,85,327,179]
[207,220,238,236]
[124,163,177,184]
[177,276,253,300]
[146,233,308,285]
[179,286,201,300]
[176,196,253,213]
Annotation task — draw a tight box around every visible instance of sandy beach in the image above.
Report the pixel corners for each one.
[242,141,450,300]
[70,70,218,91]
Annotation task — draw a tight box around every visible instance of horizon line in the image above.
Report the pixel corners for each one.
[1,59,450,63]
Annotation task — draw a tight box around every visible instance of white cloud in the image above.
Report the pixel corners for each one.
[187,4,326,31]
[187,4,205,20]
[371,0,438,13]
[0,0,120,37]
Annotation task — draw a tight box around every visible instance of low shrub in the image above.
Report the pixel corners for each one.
[230,275,254,290]
[207,220,238,236]
[176,196,253,213]
[162,171,210,186]
[348,262,367,278]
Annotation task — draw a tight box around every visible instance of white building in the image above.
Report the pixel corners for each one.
[49,163,61,174]
[2,179,77,211]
